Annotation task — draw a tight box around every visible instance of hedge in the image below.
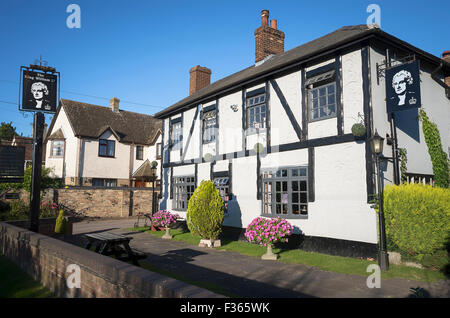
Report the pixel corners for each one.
[383,183,450,257]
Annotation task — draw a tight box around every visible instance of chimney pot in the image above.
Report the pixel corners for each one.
[189,65,211,95]
[255,11,285,64]
[270,19,277,29]
[261,10,269,27]
[443,50,450,61]
[110,97,120,112]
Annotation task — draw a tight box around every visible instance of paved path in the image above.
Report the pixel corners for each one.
[67,218,450,298]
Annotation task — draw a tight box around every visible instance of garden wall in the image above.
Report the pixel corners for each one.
[0,222,222,298]
[46,187,159,218]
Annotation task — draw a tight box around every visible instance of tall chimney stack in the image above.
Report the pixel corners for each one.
[254,10,285,64]
[443,50,450,87]
[189,65,211,95]
[110,97,120,112]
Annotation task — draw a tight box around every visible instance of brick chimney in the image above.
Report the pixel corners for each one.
[110,97,120,112]
[254,10,285,64]
[443,50,450,87]
[189,65,211,95]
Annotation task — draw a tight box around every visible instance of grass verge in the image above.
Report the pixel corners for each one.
[0,254,55,298]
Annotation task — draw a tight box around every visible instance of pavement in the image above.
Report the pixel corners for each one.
[64,218,450,298]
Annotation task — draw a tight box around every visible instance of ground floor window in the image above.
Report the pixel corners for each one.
[261,166,308,218]
[173,176,195,211]
[213,176,230,213]
[92,178,117,187]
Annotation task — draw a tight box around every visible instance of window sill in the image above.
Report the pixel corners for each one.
[260,213,308,220]
[98,155,115,158]
[308,115,337,123]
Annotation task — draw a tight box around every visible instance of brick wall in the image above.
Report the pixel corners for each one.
[0,222,222,298]
[189,65,211,95]
[50,188,159,218]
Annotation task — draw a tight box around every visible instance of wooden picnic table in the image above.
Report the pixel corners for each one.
[83,232,144,266]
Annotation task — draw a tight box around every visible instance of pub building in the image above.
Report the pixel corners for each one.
[154,10,450,256]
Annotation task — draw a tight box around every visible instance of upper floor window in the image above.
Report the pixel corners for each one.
[156,142,162,159]
[202,110,216,144]
[99,139,115,157]
[306,69,336,121]
[170,121,182,151]
[136,145,144,160]
[246,93,266,130]
[51,140,64,157]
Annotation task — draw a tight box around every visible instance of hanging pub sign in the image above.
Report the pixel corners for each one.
[19,66,59,114]
[385,60,421,113]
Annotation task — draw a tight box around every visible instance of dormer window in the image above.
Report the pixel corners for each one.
[136,145,144,160]
[99,139,115,157]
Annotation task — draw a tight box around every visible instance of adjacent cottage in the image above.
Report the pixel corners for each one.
[154,10,450,254]
[45,98,162,187]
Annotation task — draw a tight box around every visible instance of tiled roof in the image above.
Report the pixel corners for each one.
[56,99,161,145]
[155,24,441,118]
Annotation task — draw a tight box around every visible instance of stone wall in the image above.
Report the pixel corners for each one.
[0,222,222,298]
[49,188,159,218]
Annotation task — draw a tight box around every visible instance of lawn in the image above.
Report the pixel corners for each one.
[126,226,447,284]
[0,254,55,298]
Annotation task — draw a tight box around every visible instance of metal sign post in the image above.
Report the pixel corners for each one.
[29,112,45,232]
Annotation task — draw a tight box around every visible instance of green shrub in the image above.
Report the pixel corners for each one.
[9,200,28,219]
[186,180,224,240]
[54,210,67,234]
[384,183,450,257]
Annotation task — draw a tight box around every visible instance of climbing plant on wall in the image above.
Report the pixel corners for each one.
[398,148,408,184]
[418,109,449,188]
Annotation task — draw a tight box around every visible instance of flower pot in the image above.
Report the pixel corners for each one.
[198,239,221,248]
[162,226,172,239]
[261,244,278,260]
[150,224,164,231]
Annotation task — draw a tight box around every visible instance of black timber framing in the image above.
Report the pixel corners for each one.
[181,105,200,162]
[308,147,315,202]
[179,112,184,158]
[335,55,344,135]
[270,78,303,141]
[301,68,308,140]
[241,88,246,152]
[163,133,363,168]
[159,119,165,199]
[228,160,233,195]
[256,151,261,200]
[215,99,219,158]
[265,80,271,151]
[169,166,173,199]
[361,44,376,203]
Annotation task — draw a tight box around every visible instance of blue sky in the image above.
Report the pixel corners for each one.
[0,0,449,137]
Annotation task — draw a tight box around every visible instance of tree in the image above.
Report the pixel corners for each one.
[0,165,61,193]
[0,122,17,141]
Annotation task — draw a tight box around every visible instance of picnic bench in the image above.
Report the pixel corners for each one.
[83,232,146,266]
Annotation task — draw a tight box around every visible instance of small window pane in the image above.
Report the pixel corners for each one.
[292,204,299,215]
[300,180,307,191]
[292,180,299,192]
[319,87,326,96]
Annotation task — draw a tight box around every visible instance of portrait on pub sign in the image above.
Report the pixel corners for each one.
[385,60,421,113]
[21,70,57,113]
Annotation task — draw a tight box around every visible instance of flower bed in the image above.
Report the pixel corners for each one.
[244,217,293,247]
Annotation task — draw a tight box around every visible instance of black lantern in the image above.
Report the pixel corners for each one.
[369,130,384,155]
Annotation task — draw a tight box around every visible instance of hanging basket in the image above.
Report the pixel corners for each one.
[351,123,366,137]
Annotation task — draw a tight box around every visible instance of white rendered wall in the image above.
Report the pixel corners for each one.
[80,130,130,179]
